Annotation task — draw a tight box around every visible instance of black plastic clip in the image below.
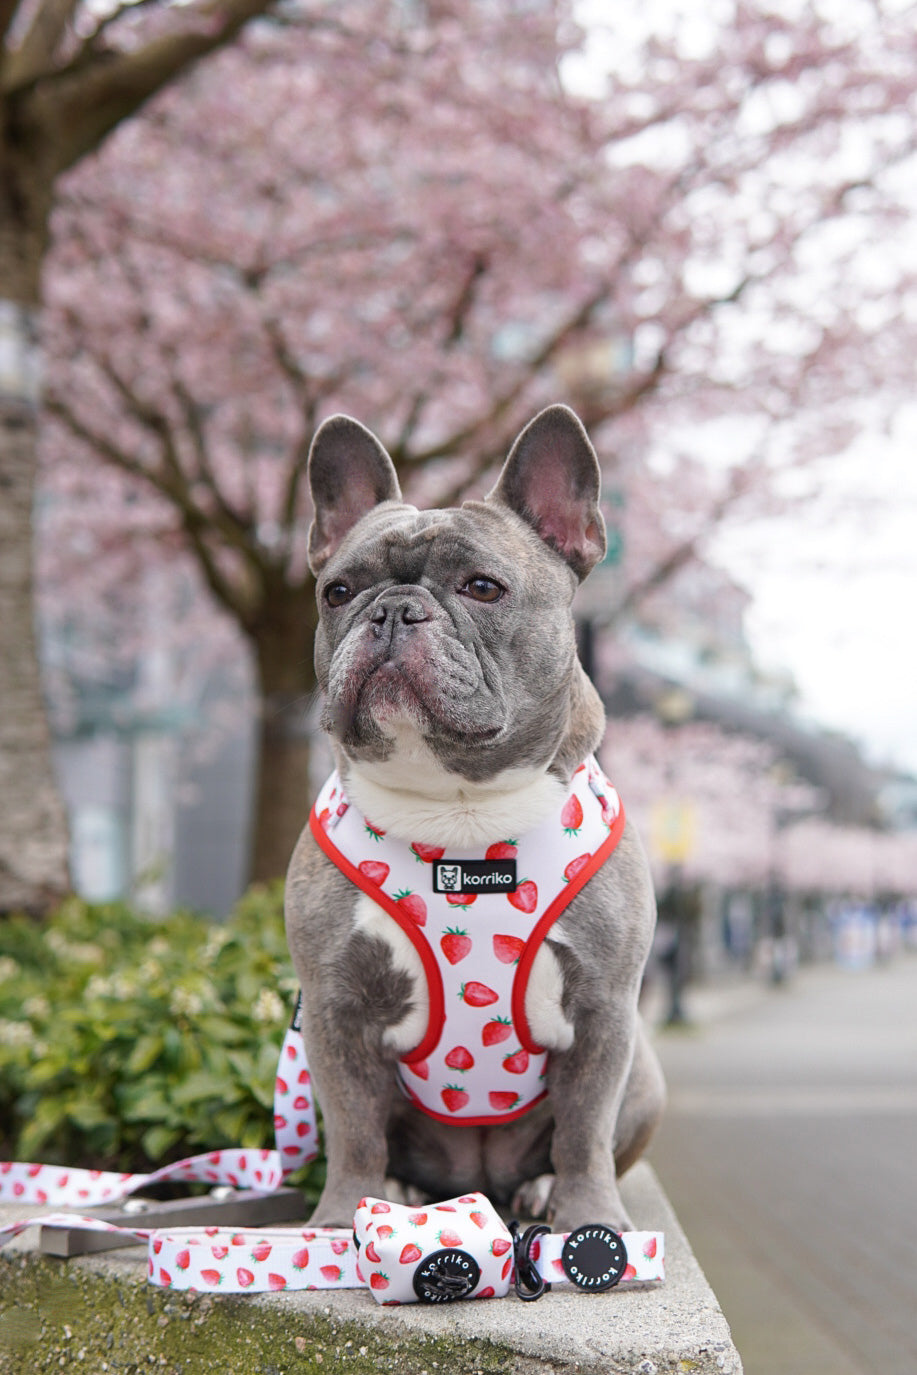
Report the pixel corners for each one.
[509,1220,551,1302]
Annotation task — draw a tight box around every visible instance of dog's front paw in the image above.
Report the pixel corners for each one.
[383,1178,431,1207]
[512,1172,555,1221]
[546,1177,633,1234]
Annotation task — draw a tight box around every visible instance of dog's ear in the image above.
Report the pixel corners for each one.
[487,405,607,580]
[308,415,402,573]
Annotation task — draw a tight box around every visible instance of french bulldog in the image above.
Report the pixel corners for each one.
[285,403,665,1232]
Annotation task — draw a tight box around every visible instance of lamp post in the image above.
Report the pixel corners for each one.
[652,687,697,1025]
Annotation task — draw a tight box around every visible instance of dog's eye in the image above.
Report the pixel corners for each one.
[460,577,505,604]
[325,583,353,608]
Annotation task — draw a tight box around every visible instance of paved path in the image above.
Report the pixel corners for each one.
[647,955,917,1375]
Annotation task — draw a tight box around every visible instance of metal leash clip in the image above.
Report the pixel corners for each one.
[509,1220,551,1302]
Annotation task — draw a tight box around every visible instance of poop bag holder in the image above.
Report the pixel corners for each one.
[354,1191,514,1304]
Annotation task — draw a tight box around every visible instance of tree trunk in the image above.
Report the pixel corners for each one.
[0,136,71,913]
[249,591,318,884]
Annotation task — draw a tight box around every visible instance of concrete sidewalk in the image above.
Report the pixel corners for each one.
[0,1162,742,1375]
[649,955,917,1375]
[642,970,775,1033]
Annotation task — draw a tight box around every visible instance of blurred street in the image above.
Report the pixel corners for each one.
[647,956,917,1375]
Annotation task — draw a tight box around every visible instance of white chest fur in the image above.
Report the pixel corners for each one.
[344,725,567,851]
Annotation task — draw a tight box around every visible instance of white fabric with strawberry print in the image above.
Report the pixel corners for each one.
[310,756,626,1126]
[0,1196,663,1299]
[353,1192,515,1303]
[146,1223,359,1293]
[532,1228,664,1289]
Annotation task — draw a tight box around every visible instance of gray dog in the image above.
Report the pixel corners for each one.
[285,404,665,1232]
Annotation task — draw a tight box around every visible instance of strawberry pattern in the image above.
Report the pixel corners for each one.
[0,1202,663,1297]
[354,1192,514,1304]
[535,1229,665,1286]
[0,768,663,1302]
[311,756,625,1124]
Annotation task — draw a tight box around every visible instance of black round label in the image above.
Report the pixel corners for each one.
[412,1248,482,1304]
[561,1224,627,1292]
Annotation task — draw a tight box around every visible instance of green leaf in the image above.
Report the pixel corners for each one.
[141,1123,182,1159]
[66,1097,112,1131]
[126,1034,165,1077]
[19,1098,69,1157]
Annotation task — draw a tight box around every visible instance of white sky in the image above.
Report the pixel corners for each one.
[711,411,917,776]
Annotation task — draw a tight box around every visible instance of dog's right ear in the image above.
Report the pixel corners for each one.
[307,415,402,573]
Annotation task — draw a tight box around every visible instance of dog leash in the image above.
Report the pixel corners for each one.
[0,997,664,1301]
[0,1195,664,1301]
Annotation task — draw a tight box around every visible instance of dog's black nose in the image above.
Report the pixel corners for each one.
[369,587,432,634]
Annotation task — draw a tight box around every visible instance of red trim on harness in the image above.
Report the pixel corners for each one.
[309,805,446,1064]
[512,803,627,1053]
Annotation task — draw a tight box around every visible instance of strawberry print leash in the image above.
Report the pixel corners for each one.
[0,1190,663,1301]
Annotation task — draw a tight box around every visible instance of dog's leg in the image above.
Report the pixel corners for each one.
[539,1002,643,1232]
[612,1018,666,1176]
[302,1025,399,1226]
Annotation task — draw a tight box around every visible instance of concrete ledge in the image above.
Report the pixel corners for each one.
[0,1163,742,1375]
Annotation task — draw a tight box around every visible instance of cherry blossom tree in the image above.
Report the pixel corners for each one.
[35,0,917,884]
[0,0,297,912]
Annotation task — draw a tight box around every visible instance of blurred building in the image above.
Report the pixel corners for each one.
[590,559,883,828]
[43,602,256,919]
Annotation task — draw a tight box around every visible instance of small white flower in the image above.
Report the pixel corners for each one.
[0,957,20,983]
[203,929,231,963]
[252,989,284,1024]
[86,975,114,999]
[110,974,139,1000]
[0,1019,34,1047]
[169,987,205,1017]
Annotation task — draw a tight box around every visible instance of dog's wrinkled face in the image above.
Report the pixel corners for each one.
[314,503,581,780]
[308,406,607,785]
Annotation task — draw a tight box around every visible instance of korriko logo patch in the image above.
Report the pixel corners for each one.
[433,860,518,894]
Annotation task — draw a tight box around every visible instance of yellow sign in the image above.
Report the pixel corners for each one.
[651,798,697,865]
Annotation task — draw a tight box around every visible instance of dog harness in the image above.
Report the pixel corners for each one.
[309,756,626,1126]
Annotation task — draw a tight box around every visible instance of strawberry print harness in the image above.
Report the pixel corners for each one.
[309,755,625,1126]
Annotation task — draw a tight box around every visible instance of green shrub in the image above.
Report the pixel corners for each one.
[0,885,324,1202]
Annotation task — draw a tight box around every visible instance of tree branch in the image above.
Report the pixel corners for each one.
[1,0,24,49]
[96,352,268,579]
[399,281,615,473]
[3,0,79,88]
[44,391,258,626]
[37,0,275,170]
[606,464,757,629]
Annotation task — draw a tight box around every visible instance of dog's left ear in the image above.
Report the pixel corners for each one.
[487,405,607,580]
[308,415,402,574]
